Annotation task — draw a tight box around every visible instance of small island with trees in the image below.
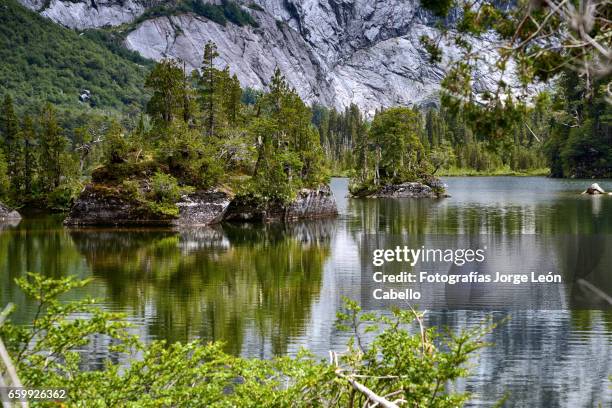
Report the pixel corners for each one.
[348,106,449,199]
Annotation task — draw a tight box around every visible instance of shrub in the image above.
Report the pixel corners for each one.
[0,274,497,407]
[222,0,259,27]
[150,171,184,203]
[190,1,228,25]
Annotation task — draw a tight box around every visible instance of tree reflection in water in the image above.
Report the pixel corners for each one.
[68,221,333,355]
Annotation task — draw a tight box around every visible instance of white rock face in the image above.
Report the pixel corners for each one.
[19,0,146,29]
[18,0,499,113]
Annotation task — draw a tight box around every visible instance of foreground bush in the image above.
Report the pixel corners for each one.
[0,274,496,407]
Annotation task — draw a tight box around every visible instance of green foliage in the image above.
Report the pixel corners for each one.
[45,176,83,210]
[1,38,328,211]
[150,171,188,204]
[145,59,190,127]
[137,1,259,28]
[0,150,10,201]
[0,95,23,200]
[246,68,330,203]
[155,121,223,189]
[420,0,611,163]
[429,141,455,174]
[369,107,426,184]
[0,98,84,209]
[39,104,68,194]
[81,29,153,67]
[421,0,454,17]
[145,172,193,217]
[0,274,496,407]
[545,72,612,178]
[313,103,368,176]
[0,0,151,112]
[103,121,131,164]
[190,0,228,25]
[221,0,259,27]
[348,106,434,194]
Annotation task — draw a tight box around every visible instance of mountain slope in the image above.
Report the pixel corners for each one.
[0,0,152,112]
[18,0,466,114]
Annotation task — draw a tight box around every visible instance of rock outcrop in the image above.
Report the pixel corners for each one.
[64,185,232,226]
[18,0,504,115]
[0,202,22,221]
[19,0,147,29]
[224,185,338,222]
[368,182,442,198]
[351,179,448,199]
[176,191,232,226]
[65,184,337,226]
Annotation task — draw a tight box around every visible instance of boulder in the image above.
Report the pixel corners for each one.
[0,202,21,221]
[64,185,232,226]
[583,183,606,195]
[224,185,338,222]
[174,191,232,226]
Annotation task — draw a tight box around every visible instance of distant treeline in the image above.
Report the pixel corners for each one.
[313,70,611,179]
[312,103,548,177]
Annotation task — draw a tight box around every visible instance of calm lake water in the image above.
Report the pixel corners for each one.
[1,177,611,407]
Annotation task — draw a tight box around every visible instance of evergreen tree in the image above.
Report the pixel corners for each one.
[198,41,224,137]
[224,73,242,127]
[21,115,37,197]
[251,68,328,200]
[368,107,425,184]
[145,59,187,127]
[39,104,66,192]
[1,95,24,197]
[0,149,9,201]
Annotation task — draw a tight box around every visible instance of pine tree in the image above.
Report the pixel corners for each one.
[0,150,9,201]
[21,115,37,197]
[224,73,242,127]
[198,41,223,137]
[1,95,24,197]
[39,104,66,193]
[145,59,187,127]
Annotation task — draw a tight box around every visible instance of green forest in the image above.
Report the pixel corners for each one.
[0,0,611,213]
[0,39,329,213]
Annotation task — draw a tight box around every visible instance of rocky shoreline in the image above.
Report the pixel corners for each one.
[351,179,448,199]
[64,184,338,227]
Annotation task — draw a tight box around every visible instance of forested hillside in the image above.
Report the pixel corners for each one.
[0,0,152,113]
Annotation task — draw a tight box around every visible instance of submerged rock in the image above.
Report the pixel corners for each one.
[0,202,22,221]
[65,184,337,226]
[224,185,338,222]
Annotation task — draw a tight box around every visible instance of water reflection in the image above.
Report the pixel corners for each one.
[0,177,611,407]
[69,222,332,355]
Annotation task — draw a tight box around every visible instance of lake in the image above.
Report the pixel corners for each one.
[1,177,611,407]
